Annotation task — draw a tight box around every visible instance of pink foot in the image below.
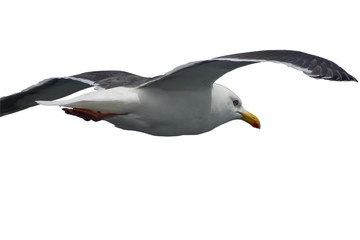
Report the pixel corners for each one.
[62,108,128,122]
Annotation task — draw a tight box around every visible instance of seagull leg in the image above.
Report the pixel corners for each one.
[62,108,128,122]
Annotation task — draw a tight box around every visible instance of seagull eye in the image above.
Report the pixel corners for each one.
[233,100,239,106]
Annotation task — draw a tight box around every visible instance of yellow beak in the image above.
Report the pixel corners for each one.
[240,111,261,129]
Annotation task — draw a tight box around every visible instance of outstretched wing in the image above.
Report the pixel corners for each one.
[1,50,356,117]
[143,50,357,90]
[0,70,151,117]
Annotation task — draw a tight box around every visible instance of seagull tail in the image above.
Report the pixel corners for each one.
[36,99,97,109]
[36,99,73,106]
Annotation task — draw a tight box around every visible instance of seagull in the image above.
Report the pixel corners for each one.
[0,50,357,136]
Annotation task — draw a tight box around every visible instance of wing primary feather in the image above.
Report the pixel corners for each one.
[217,50,357,82]
[0,77,93,117]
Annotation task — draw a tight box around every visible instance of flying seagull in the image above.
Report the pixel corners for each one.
[0,50,357,136]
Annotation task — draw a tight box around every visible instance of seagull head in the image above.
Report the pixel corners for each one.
[213,84,260,129]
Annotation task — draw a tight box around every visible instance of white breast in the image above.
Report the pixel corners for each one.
[106,86,215,136]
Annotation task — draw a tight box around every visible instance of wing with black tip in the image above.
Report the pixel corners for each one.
[144,50,356,90]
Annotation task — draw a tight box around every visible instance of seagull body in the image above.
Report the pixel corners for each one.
[42,84,240,136]
[0,50,356,136]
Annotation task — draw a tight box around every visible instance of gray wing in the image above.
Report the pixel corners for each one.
[1,50,356,117]
[0,70,151,117]
[144,50,357,90]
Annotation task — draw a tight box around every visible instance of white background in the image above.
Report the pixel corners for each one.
[0,0,359,239]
